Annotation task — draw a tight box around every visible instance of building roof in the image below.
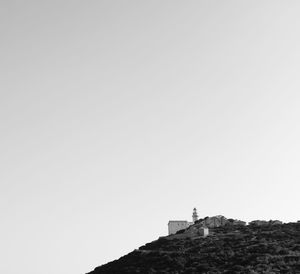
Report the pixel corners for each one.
[168,220,188,223]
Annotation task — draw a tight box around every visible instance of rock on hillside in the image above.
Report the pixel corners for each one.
[87,220,300,274]
[195,215,246,228]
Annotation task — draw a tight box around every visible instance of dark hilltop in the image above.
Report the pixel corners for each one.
[87,216,300,273]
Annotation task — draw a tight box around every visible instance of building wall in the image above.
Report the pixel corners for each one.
[168,221,189,235]
[199,227,209,237]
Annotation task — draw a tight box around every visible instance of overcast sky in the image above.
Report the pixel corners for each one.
[1,1,300,274]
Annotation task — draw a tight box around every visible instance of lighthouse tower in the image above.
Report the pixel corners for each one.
[192,208,198,223]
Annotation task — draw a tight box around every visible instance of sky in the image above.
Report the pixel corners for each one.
[1,1,300,274]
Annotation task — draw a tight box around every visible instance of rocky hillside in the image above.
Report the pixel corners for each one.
[87,218,300,274]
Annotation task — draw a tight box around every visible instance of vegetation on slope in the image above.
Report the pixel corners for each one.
[87,221,300,274]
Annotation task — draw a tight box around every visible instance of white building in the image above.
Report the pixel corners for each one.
[168,208,198,235]
[168,220,191,235]
[198,227,209,237]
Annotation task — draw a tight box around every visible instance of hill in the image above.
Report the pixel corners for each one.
[87,218,300,273]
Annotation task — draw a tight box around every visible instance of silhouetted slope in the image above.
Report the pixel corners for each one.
[87,221,300,274]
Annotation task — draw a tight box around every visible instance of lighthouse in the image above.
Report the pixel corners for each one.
[168,208,200,235]
[192,208,198,223]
